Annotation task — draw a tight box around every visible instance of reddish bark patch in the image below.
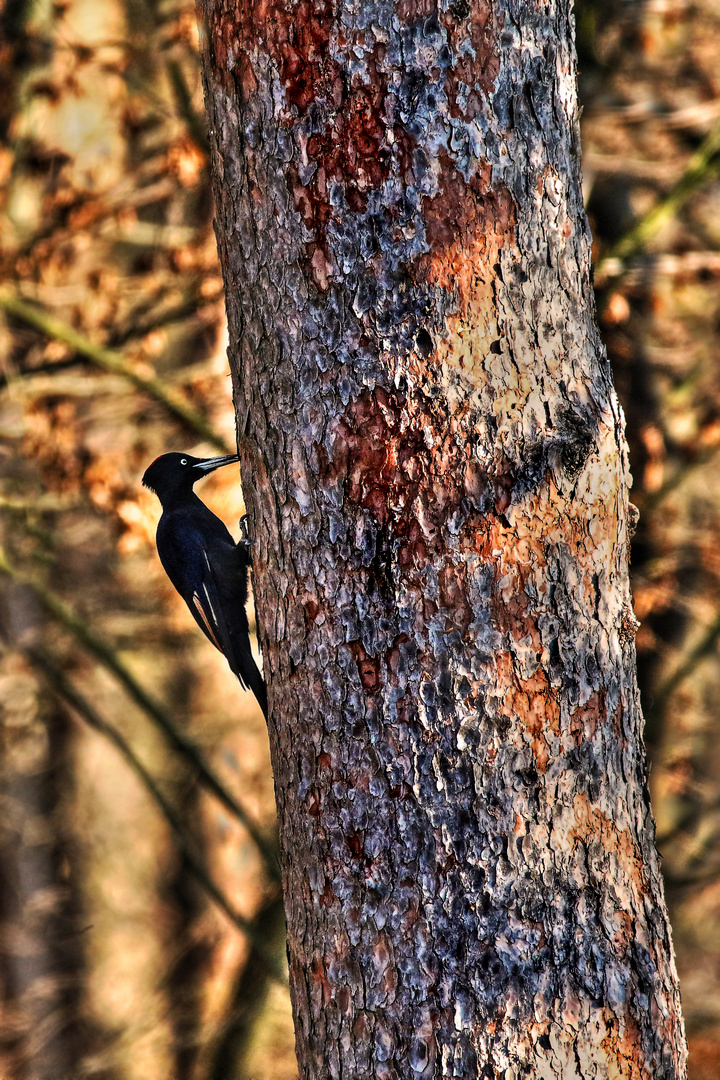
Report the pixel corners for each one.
[415,151,516,310]
[307,789,322,817]
[569,690,606,745]
[439,561,473,636]
[349,640,382,694]
[463,460,491,506]
[394,695,413,726]
[397,521,429,571]
[281,0,338,112]
[518,669,560,733]
[329,387,469,550]
[345,828,374,874]
[390,779,415,801]
[501,668,560,773]
[320,879,334,907]
[304,53,412,189]
[330,387,403,528]
[420,154,493,253]
[289,57,417,269]
[440,0,499,120]
[304,597,321,625]
[213,0,416,256]
[310,955,333,1007]
[395,0,436,19]
[352,1011,370,1040]
[346,829,364,859]
[210,0,338,109]
[209,0,511,294]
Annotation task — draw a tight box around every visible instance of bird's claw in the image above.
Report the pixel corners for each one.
[238,514,252,544]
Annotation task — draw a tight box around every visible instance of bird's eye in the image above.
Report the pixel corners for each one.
[180,458,187,465]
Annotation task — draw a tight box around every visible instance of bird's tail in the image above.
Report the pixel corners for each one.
[245,658,268,720]
[233,641,268,719]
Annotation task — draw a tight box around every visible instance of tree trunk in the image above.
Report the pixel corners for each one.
[196,0,688,1076]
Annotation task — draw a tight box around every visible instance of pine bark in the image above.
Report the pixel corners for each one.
[196,0,688,1077]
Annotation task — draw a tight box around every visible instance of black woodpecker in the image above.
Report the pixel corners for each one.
[142,452,267,718]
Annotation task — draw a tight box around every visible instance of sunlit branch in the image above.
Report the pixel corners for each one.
[0,290,231,453]
[596,116,720,283]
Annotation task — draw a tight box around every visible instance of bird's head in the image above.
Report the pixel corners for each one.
[142,452,239,504]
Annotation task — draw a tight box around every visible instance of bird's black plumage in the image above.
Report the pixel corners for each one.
[142,452,267,718]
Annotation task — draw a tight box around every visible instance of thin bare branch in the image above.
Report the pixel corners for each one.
[0,544,281,883]
[166,58,210,157]
[27,646,285,982]
[652,608,720,716]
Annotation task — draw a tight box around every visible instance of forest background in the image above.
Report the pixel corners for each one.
[1,0,720,1077]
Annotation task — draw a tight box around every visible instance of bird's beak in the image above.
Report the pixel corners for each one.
[193,454,239,474]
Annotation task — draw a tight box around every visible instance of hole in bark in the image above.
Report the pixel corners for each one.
[449,0,470,20]
[416,327,433,357]
[555,403,597,480]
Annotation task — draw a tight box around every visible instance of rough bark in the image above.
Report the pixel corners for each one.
[196,0,688,1077]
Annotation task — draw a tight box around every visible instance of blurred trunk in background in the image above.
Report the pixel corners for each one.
[0,586,88,1080]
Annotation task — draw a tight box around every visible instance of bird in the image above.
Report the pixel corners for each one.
[142,451,267,718]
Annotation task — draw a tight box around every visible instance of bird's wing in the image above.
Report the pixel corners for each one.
[193,547,268,718]
[189,547,242,658]
[157,515,267,716]
[191,554,226,652]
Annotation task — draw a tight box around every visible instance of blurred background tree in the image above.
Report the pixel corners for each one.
[1,0,720,1077]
